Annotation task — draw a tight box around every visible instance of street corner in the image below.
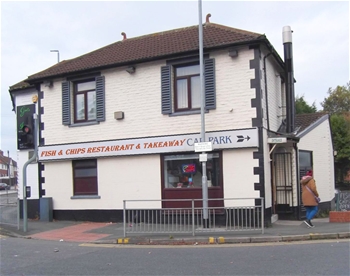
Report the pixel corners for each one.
[0,226,22,238]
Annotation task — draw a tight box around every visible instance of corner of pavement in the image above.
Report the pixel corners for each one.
[1,218,349,245]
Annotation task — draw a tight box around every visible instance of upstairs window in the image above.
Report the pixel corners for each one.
[175,64,201,112]
[74,80,96,123]
[62,76,105,126]
[161,58,216,115]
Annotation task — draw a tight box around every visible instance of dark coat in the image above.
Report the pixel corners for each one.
[301,176,319,206]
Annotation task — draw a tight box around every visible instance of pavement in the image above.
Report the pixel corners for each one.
[0,217,349,246]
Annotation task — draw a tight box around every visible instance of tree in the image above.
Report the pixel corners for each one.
[321,82,350,115]
[330,113,350,183]
[295,95,317,114]
[322,82,350,184]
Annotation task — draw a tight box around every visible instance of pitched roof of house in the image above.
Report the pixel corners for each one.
[295,112,329,138]
[24,22,267,83]
[9,80,34,92]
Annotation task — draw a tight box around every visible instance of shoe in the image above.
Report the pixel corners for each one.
[308,220,315,228]
[304,220,312,228]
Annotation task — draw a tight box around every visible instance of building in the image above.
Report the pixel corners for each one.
[9,18,335,224]
[0,150,17,186]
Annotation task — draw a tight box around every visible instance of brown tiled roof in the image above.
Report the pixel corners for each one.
[26,23,265,82]
[295,112,329,133]
[9,80,34,92]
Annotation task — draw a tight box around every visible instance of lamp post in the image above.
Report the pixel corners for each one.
[198,0,209,228]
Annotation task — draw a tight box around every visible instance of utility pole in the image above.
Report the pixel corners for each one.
[198,0,209,228]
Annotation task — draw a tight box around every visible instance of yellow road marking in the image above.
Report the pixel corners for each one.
[79,239,350,249]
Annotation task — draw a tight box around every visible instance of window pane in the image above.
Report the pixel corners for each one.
[164,153,220,188]
[76,94,85,120]
[77,81,95,91]
[176,65,199,77]
[177,79,188,109]
[75,168,97,178]
[87,91,96,120]
[74,160,96,168]
[299,151,312,167]
[73,159,98,196]
[191,76,201,108]
[74,178,97,195]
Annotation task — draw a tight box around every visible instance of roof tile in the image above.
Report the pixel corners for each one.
[295,112,329,133]
[26,23,263,81]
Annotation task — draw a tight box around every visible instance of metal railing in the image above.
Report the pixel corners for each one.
[335,192,350,211]
[123,198,264,237]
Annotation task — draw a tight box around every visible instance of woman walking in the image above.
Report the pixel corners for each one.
[301,170,319,228]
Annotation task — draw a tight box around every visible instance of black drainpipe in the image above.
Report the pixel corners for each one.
[283,26,295,133]
[263,53,272,131]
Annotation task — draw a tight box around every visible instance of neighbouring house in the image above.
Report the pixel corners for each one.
[9,17,335,224]
[0,150,18,186]
[285,113,335,218]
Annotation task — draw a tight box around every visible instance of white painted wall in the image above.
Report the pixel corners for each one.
[222,149,260,207]
[42,155,161,210]
[261,49,284,132]
[298,118,335,202]
[40,47,256,146]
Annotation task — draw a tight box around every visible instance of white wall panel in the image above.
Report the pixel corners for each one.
[43,155,161,210]
[222,149,260,207]
[298,119,335,202]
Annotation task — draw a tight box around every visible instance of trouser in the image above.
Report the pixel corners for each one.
[305,206,318,220]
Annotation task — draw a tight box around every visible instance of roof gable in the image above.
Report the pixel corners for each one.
[25,23,264,82]
[295,112,329,138]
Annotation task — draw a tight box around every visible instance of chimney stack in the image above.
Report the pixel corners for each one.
[283,26,295,133]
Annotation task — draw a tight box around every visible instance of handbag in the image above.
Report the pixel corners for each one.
[305,185,321,203]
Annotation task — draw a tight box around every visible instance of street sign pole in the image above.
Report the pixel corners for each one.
[198,0,209,228]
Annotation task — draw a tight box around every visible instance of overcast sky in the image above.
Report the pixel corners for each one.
[1,1,349,159]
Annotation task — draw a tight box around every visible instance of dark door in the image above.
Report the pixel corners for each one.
[299,150,313,219]
[274,151,294,214]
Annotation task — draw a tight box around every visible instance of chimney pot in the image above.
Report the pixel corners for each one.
[282,26,292,44]
[206,13,211,23]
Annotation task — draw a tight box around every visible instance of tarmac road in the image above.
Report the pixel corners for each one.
[1,236,349,276]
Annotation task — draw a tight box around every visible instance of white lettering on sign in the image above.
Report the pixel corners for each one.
[38,128,259,161]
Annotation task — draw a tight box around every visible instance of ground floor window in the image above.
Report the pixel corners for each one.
[72,159,98,195]
[163,152,220,188]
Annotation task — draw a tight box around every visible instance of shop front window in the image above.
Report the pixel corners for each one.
[163,153,220,188]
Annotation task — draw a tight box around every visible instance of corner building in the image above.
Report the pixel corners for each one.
[9,20,335,224]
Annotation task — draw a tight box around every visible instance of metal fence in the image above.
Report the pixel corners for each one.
[336,191,350,211]
[123,198,264,237]
[0,189,18,226]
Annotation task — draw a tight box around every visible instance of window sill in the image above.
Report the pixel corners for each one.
[70,195,101,199]
[169,110,209,117]
[68,121,100,128]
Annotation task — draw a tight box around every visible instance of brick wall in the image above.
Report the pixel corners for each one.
[329,211,350,223]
